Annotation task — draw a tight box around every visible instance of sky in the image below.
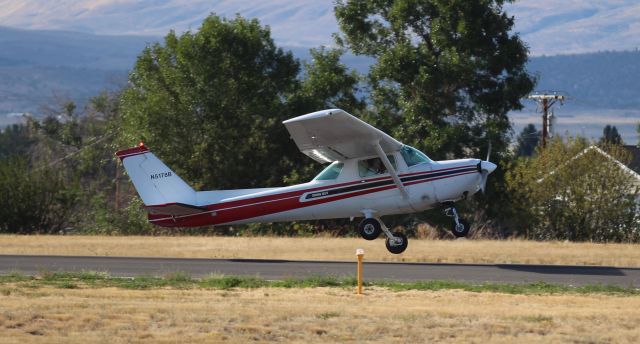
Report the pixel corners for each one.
[0,0,639,55]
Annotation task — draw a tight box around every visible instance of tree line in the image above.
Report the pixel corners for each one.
[1,1,638,241]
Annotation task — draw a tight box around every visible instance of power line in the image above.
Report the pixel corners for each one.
[32,131,116,171]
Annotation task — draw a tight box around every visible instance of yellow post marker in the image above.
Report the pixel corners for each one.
[356,248,364,295]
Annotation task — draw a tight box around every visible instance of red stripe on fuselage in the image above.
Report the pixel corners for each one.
[149,168,477,227]
[207,164,476,210]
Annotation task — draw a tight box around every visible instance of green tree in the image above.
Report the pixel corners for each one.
[40,116,63,141]
[120,15,363,190]
[294,47,364,112]
[0,157,77,234]
[600,124,623,145]
[0,123,34,159]
[120,15,302,190]
[334,0,535,161]
[515,123,540,157]
[505,137,639,242]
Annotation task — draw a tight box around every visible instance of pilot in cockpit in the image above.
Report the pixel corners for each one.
[361,158,386,176]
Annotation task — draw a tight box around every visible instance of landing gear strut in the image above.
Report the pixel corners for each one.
[357,216,408,254]
[443,203,470,238]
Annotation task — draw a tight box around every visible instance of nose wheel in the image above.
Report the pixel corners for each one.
[357,216,408,254]
[443,204,470,237]
[385,231,408,254]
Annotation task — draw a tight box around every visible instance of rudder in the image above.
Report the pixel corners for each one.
[115,143,196,206]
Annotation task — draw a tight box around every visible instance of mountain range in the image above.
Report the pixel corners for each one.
[0,1,638,142]
[0,0,639,55]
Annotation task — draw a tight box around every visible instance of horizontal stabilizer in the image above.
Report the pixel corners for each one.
[143,203,208,216]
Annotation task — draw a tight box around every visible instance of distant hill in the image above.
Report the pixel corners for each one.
[0,27,155,123]
[1,0,639,55]
[527,50,640,110]
[0,26,156,70]
[0,26,638,141]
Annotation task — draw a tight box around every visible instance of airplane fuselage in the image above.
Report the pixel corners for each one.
[148,156,483,227]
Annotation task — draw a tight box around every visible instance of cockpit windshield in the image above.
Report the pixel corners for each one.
[400,145,431,166]
[313,162,344,181]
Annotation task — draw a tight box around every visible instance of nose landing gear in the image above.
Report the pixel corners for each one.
[385,231,408,254]
[442,203,470,237]
[357,216,408,254]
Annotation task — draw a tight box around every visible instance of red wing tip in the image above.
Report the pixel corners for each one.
[115,144,150,159]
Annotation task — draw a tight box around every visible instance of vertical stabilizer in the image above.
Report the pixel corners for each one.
[115,143,196,206]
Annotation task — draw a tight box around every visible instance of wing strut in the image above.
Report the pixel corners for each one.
[372,140,409,199]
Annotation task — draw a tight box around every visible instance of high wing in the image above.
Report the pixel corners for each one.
[284,109,408,198]
[283,109,403,163]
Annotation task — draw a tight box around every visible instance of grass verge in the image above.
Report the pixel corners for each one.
[3,235,640,267]
[1,271,637,296]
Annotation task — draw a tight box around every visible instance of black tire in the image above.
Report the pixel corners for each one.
[385,231,408,254]
[358,218,382,241]
[451,219,470,238]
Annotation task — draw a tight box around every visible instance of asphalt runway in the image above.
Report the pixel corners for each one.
[1,255,639,287]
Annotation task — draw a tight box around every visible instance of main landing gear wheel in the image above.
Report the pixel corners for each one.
[385,231,408,254]
[451,219,470,238]
[358,218,382,240]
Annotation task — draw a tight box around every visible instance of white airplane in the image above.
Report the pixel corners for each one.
[116,109,496,254]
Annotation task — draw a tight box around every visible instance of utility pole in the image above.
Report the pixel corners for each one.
[527,92,566,148]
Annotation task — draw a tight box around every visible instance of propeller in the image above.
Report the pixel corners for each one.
[479,169,489,194]
[479,142,496,194]
[486,141,492,162]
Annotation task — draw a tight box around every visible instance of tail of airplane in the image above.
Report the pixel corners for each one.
[115,143,197,209]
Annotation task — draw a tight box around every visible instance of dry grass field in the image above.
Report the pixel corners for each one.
[1,284,639,343]
[2,234,639,343]
[1,235,640,267]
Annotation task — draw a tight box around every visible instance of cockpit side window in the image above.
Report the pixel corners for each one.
[313,162,344,180]
[400,146,431,167]
[358,156,396,178]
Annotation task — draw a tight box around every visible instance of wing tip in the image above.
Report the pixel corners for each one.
[283,108,345,124]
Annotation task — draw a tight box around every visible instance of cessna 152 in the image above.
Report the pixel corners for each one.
[116,109,496,254]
